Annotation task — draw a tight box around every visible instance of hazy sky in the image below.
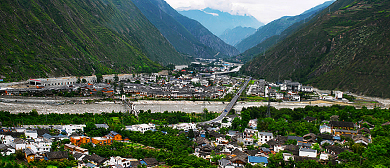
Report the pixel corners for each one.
[165,0,332,24]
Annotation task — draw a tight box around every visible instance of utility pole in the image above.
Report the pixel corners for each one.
[266,85,271,118]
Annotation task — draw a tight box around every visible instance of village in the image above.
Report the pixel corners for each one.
[0,110,379,168]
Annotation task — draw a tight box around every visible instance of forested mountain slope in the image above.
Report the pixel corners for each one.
[235,1,334,53]
[0,0,186,82]
[242,0,390,98]
[131,0,216,58]
[219,26,257,46]
[147,0,240,57]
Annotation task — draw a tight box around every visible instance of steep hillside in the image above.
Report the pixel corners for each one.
[178,8,263,36]
[149,0,240,57]
[0,0,186,82]
[131,0,215,58]
[242,0,390,98]
[219,26,256,46]
[235,1,334,53]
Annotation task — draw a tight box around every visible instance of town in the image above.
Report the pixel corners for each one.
[0,61,385,168]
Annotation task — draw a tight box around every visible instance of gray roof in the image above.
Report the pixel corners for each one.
[299,148,316,153]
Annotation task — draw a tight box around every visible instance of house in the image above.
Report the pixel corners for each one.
[248,119,258,129]
[283,153,294,162]
[174,123,196,131]
[353,134,371,145]
[0,144,15,155]
[25,148,35,163]
[329,121,355,130]
[143,158,159,167]
[70,136,91,146]
[258,132,273,145]
[83,154,107,167]
[25,130,38,139]
[231,155,247,167]
[301,86,313,92]
[127,123,156,133]
[299,148,317,158]
[248,156,268,166]
[105,156,138,168]
[320,153,330,160]
[45,151,69,161]
[243,128,258,138]
[320,125,332,134]
[335,91,343,99]
[64,144,89,154]
[62,124,86,136]
[219,158,233,168]
[104,131,123,141]
[333,129,358,136]
[11,138,26,150]
[92,137,112,145]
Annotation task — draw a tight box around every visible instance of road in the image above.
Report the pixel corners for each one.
[200,77,252,124]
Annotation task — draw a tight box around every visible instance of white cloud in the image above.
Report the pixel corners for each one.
[165,0,332,24]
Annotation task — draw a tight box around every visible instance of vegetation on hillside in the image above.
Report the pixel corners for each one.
[0,0,187,82]
[242,0,390,98]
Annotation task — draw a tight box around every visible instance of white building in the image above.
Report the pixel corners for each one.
[0,135,14,145]
[174,123,196,131]
[283,153,294,161]
[62,124,86,136]
[104,156,138,168]
[335,91,343,99]
[320,153,329,160]
[320,125,332,134]
[25,130,38,139]
[299,148,317,158]
[126,123,156,133]
[258,132,273,144]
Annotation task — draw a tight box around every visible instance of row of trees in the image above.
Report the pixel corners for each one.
[0,110,218,128]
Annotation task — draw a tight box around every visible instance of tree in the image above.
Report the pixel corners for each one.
[188,129,195,139]
[96,74,103,83]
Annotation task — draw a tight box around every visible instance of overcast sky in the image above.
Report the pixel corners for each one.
[165,0,332,24]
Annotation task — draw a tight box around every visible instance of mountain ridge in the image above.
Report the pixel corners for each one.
[235,1,335,53]
[242,0,390,98]
[0,0,187,82]
[178,8,264,36]
[146,0,240,57]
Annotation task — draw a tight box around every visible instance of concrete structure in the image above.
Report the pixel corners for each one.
[299,148,317,158]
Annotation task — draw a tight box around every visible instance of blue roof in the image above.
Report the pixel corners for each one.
[333,136,341,140]
[140,161,147,165]
[248,156,268,164]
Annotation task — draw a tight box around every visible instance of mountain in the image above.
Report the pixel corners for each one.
[242,0,390,98]
[138,0,239,58]
[219,26,257,46]
[178,8,264,36]
[0,0,188,82]
[235,1,335,53]
[130,0,214,59]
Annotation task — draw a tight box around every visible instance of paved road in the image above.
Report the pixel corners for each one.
[200,77,252,124]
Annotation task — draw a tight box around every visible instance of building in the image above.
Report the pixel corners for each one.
[258,132,273,144]
[299,148,317,158]
[248,156,268,166]
[62,124,86,136]
[104,131,123,141]
[64,144,89,154]
[127,124,156,133]
[70,136,91,146]
[92,137,112,145]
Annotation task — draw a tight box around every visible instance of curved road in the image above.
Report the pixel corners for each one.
[200,77,252,124]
